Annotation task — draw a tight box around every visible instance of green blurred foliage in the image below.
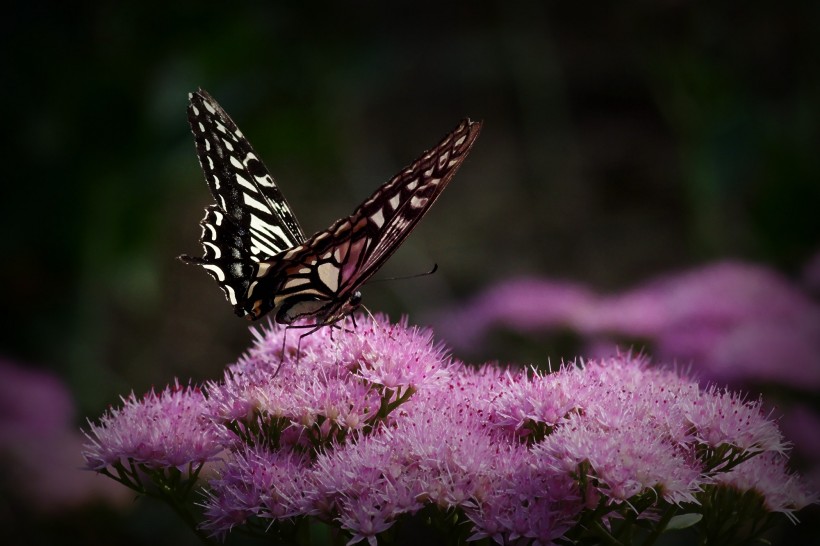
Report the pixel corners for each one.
[2,1,818,544]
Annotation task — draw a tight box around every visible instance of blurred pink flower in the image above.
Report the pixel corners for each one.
[0,359,129,512]
[803,249,820,294]
[437,262,820,390]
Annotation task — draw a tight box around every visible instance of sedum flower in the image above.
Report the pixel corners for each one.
[82,381,223,471]
[682,386,786,455]
[535,416,702,505]
[82,315,814,545]
[714,452,817,519]
[201,446,311,537]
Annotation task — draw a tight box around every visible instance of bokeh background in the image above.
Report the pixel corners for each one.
[3,1,819,544]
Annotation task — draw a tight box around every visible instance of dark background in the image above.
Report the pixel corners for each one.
[3,1,818,544]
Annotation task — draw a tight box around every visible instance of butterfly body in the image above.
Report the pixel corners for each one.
[180,89,481,325]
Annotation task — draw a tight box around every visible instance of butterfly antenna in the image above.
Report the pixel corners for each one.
[365,263,438,284]
[360,303,379,326]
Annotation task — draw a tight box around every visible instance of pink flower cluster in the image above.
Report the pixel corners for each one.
[83,380,224,471]
[83,315,815,545]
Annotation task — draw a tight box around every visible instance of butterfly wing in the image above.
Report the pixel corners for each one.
[348,118,482,284]
[248,118,482,324]
[180,89,306,315]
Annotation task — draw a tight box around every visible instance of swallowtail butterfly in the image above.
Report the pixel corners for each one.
[180,89,481,327]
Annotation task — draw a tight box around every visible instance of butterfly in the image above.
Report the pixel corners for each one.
[180,89,481,328]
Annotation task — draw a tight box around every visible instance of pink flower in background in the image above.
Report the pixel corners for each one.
[0,359,129,512]
[437,261,820,390]
[803,249,820,294]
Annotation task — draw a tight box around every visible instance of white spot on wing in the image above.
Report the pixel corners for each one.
[370,208,385,228]
[284,277,311,289]
[251,238,277,256]
[410,196,428,209]
[203,241,221,258]
[243,194,272,214]
[223,285,237,305]
[235,173,257,193]
[257,262,271,277]
[256,175,275,187]
[317,262,339,292]
[203,264,226,282]
[389,194,401,210]
[250,215,293,253]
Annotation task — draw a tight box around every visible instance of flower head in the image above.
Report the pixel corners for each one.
[82,381,224,471]
[714,452,817,520]
[84,315,814,544]
[682,386,786,454]
[202,446,311,537]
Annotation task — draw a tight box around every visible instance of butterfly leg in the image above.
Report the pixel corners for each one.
[273,326,289,378]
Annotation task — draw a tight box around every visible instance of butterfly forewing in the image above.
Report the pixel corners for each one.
[187,90,306,256]
[181,90,307,315]
[349,119,481,284]
[247,119,482,323]
[181,89,482,324]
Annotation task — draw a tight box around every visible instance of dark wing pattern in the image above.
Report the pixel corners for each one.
[241,119,482,324]
[180,89,306,314]
[180,88,482,324]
